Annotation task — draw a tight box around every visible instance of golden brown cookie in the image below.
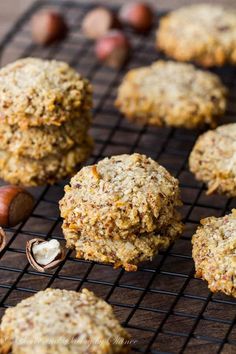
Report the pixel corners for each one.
[0,288,130,354]
[0,111,91,159]
[157,4,236,67]
[192,210,236,297]
[60,153,183,270]
[115,61,227,129]
[0,137,93,186]
[0,58,93,186]
[189,123,236,197]
[0,57,92,128]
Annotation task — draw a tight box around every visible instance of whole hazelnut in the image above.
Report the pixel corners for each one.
[82,7,120,40]
[119,2,153,32]
[0,185,34,227]
[95,30,130,69]
[31,10,68,45]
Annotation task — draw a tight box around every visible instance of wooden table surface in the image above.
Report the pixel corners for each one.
[1,0,236,40]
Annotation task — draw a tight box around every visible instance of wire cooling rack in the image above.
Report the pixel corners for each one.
[0,1,236,353]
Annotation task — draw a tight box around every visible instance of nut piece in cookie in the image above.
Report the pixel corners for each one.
[115,60,227,129]
[59,153,183,270]
[157,4,236,67]
[192,210,236,297]
[189,123,236,197]
[0,288,130,353]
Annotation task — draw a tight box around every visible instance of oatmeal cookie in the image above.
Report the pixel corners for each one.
[0,110,91,159]
[0,288,130,354]
[60,153,183,270]
[115,61,227,129]
[192,210,236,297]
[0,137,93,186]
[157,4,236,67]
[0,57,92,128]
[189,123,236,197]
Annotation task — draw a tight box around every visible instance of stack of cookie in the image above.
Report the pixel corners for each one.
[0,58,93,186]
[60,153,183,271]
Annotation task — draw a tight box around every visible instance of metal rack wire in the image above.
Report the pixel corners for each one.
[0,1,236,353]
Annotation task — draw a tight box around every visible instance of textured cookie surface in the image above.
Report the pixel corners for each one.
[157,4,236,67]
[0,137,93,186]
[63,216,182,271]
[0,288,130,354]
[0,111,91,159]
[115,61,227,129]
[192,210,236,297]
[60,153,183,270]
[189,123,236,197]
[0,58,92,128]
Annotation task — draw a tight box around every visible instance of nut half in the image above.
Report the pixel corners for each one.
[26,238,66,272]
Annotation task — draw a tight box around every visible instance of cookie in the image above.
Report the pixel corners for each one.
[0,110,91,159]
[192,210,236,297]
[0,58,93,186]
[0,57,92,128]
[0,288,130,354]
[63,215,182,271]
[157,4,236,67]
[0,137,93,186]
[189,123,236,197]
[115,60,227,129]
[60,153,183,270]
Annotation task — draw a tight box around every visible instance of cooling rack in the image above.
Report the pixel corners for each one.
[0,1,236,353]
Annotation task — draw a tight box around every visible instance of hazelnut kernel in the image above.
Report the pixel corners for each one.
[26,238,65,272]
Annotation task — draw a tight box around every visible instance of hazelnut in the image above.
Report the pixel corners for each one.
[119,2,153,32]
[31,10,68,45]
[0,186,34,227]
[26,238,65,272]
[82,7,120,40]
[95,30,130,69]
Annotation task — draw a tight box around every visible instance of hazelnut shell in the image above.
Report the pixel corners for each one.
[26,238,66,272]
[82,7,120,39]
[95,30,130,68]
[0,185,34,227]
[119,2,153,32]
[31,10,68,45]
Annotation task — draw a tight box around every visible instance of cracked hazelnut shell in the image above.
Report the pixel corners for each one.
[26,238,66,272]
